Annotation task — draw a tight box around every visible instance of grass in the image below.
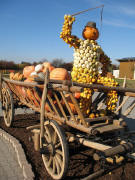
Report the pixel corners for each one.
[115,78,135,88]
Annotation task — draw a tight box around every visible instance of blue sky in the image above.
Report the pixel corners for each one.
[0,0,135,64]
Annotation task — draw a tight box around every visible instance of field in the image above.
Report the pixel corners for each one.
[116,78,135,88]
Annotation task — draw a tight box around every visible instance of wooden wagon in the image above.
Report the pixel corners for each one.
[1,71,135,180]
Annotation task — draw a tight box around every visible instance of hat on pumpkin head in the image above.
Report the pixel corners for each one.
[85,22,96,28]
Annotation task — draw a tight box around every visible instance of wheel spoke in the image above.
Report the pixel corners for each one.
[47,156,53,168]
[55,154,63,168]
[55,156,60,175]
[53,158,56,174]
[55,142,61,149]
[56,149,63,156]
[44,133,50,143]
[45,126,52,142]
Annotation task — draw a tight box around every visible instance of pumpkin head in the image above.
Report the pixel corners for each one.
[82,26,99,40]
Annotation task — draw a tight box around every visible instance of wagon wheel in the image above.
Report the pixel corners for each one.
[2,84,14,127]
[41,120,69,180]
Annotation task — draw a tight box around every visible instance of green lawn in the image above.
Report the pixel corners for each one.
[115,78,135,88]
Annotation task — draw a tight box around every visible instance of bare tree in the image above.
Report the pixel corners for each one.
[51,58,65,68]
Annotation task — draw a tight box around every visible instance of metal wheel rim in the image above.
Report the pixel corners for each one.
[42,120,69,180]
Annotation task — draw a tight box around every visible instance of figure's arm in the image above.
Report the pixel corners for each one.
[60,15,80,48]
[99,50,111,76]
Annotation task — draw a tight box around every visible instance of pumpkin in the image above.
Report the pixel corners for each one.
[13,73,21,80]
[50,68,70,80]
[82,27,99,40]
[43,62,55,73]
[62,94,77,114]
[10,72,14,80]
[26,89,39,107]
[24,77,34,83]
[74,92,81,99]
[35,64,43,73]
[21,87,26,98]
[23,66,35,78]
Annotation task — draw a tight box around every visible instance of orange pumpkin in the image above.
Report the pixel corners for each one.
[23,66,35,78]
[10,72,14,80]
[21,87,26,97]
[44,100,57,112]
[24,77,34,83]
[50,68,70,80]
[74,92,81,99]
[62,94,77,114]
[82,27,99,40]
[26,89,39,107]
[43,62,55,73]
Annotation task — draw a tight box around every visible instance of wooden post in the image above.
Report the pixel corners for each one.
[40,69,49,148]
[123,76,127,88]
[32,129,40,151]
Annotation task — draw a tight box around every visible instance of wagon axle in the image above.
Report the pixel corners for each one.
[40,142,56,156]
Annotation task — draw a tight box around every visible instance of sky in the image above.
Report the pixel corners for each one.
[0,0,135,64]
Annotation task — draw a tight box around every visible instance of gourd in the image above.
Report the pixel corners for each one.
[43,62,55,73]
[35,64,43,73]
[82,27,99,40]
[11,72,24,81]
[10,72,14,80]
[62,94,77,114]
[23,66,35,78]
[74,92,80,99]
[50,68,70,80]
[26,89,39,107]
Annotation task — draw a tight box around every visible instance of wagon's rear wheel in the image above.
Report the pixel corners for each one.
[2,83,14,127]
[41,120,69,180]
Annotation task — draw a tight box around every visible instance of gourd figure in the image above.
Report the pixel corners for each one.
[60,15,118,117]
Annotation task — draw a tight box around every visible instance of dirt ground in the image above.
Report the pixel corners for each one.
[0,113,135,180]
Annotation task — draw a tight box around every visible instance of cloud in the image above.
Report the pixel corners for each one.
[119,6,135,16]
[104,19,135,29]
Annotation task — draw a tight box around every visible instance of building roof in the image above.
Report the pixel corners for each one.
[117,57,135,62]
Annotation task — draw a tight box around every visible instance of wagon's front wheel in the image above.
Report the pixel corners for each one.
[41,120,69,180]
[2,84,14,127]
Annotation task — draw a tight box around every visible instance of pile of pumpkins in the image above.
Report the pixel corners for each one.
[10,62,70,82]
[10,62,75,113]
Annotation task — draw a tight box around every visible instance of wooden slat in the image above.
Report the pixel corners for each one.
[125,92,135,97]
[124,102,135,116]
[97,97,106,110]
[28,88,40,107]
[115,96,129,113]
[53,92,68,122]
[118,94,124,116]
[85,116,113,123]
[69,93,87,127]
[47,94,60,117]
[60,92,76,122]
